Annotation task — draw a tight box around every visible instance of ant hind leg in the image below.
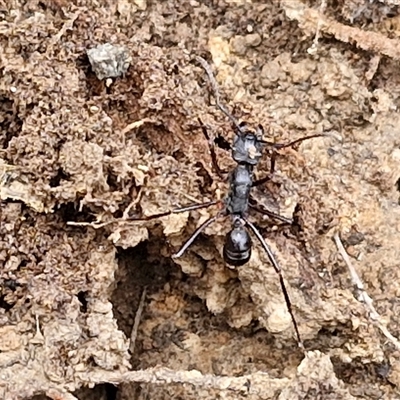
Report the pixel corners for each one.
[243,217,304,350]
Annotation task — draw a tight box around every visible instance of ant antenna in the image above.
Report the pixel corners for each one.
[194,56,245,135]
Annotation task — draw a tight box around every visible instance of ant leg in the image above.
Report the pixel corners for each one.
[243,217,304,349]
[255,134,325,186]
[68,200,221,229]
[252,174,272,187]
[249,204,293,225]
[261,134,326,151]
[252,152,277,188]
[172,213,225,258]
[127,200,221,221]
[270,151,277,174]
[198,118,228,179]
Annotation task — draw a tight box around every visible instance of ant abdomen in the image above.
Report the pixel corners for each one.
[223,225,252,267]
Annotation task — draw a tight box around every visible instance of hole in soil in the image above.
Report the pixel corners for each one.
[396,177,400,192]
[332,356,391,387]
[0,96,23,150]
[104,383,118,400]
[77,291,89,313]
[111,240,179,338]
[49,168,70,188]
[215,133,231,151]
[194,161,213,195]
[0,295,15,311]
[106,170,120,192]
[73,383,119,400]
[56,202,94,224]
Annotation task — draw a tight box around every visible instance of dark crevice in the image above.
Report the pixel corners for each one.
[56,202,94,224]
[77,291,88,313]
[0,295,15,311]
[111,238,181,340]
[214,133,231,151]
[104,383,118,400]
[0,96,23,150]
[396,177,400,192]
[49,168,70,187]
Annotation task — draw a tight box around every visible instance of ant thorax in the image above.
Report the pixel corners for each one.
[225,164,253,215]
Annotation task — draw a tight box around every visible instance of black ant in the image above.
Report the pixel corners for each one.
[128,56,325,349]
[69,56,324,349]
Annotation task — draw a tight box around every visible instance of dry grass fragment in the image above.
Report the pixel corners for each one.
[282,0,400,60]
[334,233,400,350]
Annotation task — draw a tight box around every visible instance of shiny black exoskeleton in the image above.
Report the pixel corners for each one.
[223,125,263,266]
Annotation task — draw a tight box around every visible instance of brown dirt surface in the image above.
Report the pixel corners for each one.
[1,0,400,399]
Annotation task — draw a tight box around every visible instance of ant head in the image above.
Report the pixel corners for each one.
[237,122,264,139]
[232,122,264,166]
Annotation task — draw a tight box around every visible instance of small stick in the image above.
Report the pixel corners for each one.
[121,118,154,135]
[130,287,147,354]
[334,233,400,349]
[122,187,143,219]
[77,367,289,395]
[307,0,327,55]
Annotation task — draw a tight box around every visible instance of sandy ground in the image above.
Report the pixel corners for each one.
[2,0,400,399]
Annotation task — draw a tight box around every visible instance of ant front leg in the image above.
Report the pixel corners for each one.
[198,118,228,180]
[254,133,325,188]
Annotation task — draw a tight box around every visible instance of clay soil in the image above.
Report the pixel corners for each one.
[2,0,400,399]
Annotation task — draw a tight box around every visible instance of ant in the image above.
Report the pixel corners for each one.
[68,56,324,348]
[128,56,325,349]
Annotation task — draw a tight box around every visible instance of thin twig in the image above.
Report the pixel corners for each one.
[67,219,120,229]
[307,0,327,55]
[130,287,147,354]
[282,0,400,60]
[68,188,144,228]
[334,233,400,349]
[77,367,288,395]
[121,118,154,135]
[122,187,143,219]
